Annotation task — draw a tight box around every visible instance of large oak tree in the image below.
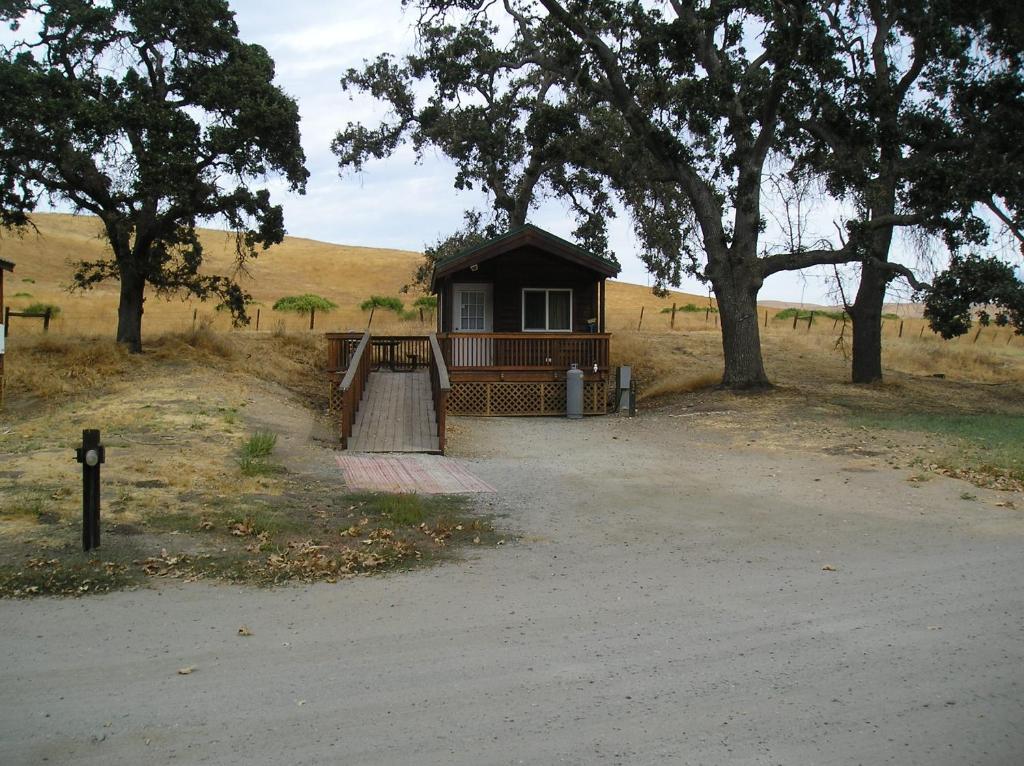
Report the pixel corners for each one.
[795,0,1024,382]
[0,0,308,351]
[333,1,617,292]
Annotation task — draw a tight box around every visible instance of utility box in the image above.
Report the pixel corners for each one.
[566,364,583,419]
[617,366,633,414]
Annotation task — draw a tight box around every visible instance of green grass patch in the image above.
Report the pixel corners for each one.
[851,413,1024,481]
[237,430,283,476]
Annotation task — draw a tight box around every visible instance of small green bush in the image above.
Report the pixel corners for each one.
[412,296,437,310]
[774,307,848,321]
[660,303,705,314]
[21,277,35,284]
[360,295,405,313]
[13,291,32,298]
[24,302,61,317]
[238,430,282,476]
[272,294,338,315]
[241,430,277,459]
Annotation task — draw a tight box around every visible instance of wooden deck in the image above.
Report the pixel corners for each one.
[348,370,439,453]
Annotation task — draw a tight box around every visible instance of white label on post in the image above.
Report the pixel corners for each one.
[0,326,5,354]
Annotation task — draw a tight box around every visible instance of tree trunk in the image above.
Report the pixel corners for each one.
[849,258,887,383]
[116,269,145,353]
[713,270,771,389]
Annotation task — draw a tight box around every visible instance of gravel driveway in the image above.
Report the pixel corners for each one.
[3,413,1023,765]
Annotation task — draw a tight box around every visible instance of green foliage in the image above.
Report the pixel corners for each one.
[272,294,338,315]
[0,0,308,351]
[241,430,277,460]
[12,291,31,298]
[412,296,437,310]
[359,295,404,313]
[774,308,847,321]
[922,254,1024,339]
[660,303,716,314]
[23,301,60,317]
[333,12,618,290]
[238,430,281,476]
[20,277,34,284]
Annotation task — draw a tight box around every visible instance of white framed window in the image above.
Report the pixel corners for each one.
[522,288,572,332]
[453,283,492,332]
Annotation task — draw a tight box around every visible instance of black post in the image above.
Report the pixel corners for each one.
[43,308,51,332]
[255,308,261,331]
[75,429,105,552]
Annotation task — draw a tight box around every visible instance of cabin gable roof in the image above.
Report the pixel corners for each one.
[0,258,13,273]
[430,224,618,292]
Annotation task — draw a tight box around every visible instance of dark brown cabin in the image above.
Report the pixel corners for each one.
[430,225,619,415]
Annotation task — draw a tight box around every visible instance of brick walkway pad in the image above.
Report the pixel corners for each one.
[335,453,496,494]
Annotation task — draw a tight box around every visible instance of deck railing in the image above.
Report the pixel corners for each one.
[368,335,431,370]
[325,332,363,373]
[438,332,610,371]
[327,333,431,372]
[428,333,450,454]
[337,331,372,448]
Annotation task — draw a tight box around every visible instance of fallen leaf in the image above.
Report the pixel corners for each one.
[472,536,481,544]
[821,564,837,572]
[238,625,252,637]
[177,666,195,675]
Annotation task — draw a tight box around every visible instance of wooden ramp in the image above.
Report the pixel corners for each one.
[348,370,439,453]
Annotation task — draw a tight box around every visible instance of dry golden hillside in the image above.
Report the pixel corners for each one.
[0,213,712,335]
[2,213,1021,389]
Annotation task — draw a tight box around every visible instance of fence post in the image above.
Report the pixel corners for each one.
[899,320,904,338]
[670,302,676,329]
[255,308,260,331]
[919,325,924,337]
[807,311,814,331]
[764,310,768,328]
[792,311,799,330]
[43,308,51,332]
[973,326,982,343]
[637,306,645,331]
[192,308,197,330]
[309,307,316,331]
[3,307,8,336]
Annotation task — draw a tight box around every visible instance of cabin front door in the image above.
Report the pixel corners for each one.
[452,283,493,366]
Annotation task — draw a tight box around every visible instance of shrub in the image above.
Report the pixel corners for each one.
[412,296,437,310]
[272,294,338,315]
[659,303,704,313]
[359,295,404,313]
[13,291,32,298]
[774,307,848,321]
[24,302,61,317]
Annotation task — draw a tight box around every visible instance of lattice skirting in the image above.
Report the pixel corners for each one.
[449,381,608,416]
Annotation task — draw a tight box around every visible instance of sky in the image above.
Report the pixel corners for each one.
[229,0,865,304]
[13,1,1007,304]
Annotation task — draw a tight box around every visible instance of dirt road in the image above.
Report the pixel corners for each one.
[2,413,1023,765]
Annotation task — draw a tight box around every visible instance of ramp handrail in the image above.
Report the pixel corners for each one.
[428,332,451,454]
[338,330,372,448]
